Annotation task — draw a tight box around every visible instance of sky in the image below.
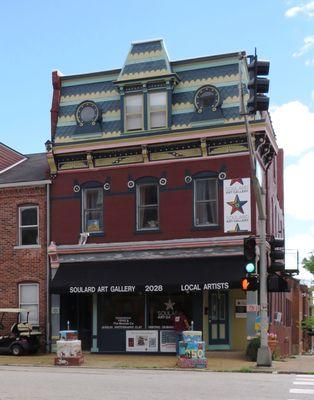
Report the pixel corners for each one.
[0,0,313,281]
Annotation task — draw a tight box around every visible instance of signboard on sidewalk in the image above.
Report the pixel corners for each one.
[126,330,158,352]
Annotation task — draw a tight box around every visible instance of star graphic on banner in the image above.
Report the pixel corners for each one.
[227,194,247,214]
[230,178,244,186]
[164,298,175,311]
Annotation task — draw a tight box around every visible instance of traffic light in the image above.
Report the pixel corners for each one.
[269,236,285,272]
[241,276,259,291]
[247,55,270,114]
[244,236,257,274]
[268,274,289,292]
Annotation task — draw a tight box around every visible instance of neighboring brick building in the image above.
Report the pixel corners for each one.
[0,144,50,348]
[46,39,285,354]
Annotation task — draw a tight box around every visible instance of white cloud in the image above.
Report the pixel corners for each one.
[271,101,314,156]
[285,1,314,18]
[285,6,302,17]
[305,59,314,66]
[293,35,314,58]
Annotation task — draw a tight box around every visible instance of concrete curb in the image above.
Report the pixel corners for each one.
[0,362,313,375]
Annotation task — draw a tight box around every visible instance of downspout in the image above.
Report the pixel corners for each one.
[46,182,51,352]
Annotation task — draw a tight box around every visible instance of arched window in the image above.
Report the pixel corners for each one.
[82,187,103,233]
[136,180,159,231]
[193,177,218,226]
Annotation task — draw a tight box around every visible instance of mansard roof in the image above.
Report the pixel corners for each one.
[51,39,250,149]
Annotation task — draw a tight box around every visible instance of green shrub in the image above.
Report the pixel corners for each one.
[246,337,260,361]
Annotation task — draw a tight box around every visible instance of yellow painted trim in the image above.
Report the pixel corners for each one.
[150,147,201,161]
[176,74,239,89]
[60,90,119,104]
[127,50,163,61]
[118,69,169,81]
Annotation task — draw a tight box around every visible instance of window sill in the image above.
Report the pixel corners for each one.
[135,229,161,234]
[14,245,41,250]
[191,225,220,231]
[84,231,105,238]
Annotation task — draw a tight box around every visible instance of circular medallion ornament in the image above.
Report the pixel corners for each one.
[75,101,100,126]
[103,183,111,191]
[127,180,135,189]
[218,172,227,180]
[73,184,81,193]
[185,176,192,184]
[194,85,221,113]
[159,178,167,186]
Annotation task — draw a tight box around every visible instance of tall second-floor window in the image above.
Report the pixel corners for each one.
[136,183,159,230]
[125,94,143,131]
[194,178,218,226]
[82,187,103,233]
[148,92,167,129]
[19,206,39,245]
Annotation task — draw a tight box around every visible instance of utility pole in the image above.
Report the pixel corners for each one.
[239,53,272,366]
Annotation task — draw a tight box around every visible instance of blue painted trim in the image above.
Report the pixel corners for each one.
[120,91,125,133]
[174,81,242,93]
[143,90,148,131]
[173,60,239,73]
[62,74,119,87]
[207,344,231,350]
[60,95,120,107]
[167,86,172,128]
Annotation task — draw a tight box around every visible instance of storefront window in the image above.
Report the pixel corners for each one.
[99,294,145,329]
[147,293,193,329]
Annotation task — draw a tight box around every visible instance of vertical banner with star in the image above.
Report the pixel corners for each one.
[223,178,251,233]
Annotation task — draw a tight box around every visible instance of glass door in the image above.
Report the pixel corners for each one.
[208,292,229,345]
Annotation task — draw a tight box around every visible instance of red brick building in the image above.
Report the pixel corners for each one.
[46,40,285,354]
[0,143,50,347]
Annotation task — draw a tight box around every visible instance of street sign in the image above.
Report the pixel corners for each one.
[247,304,260,312]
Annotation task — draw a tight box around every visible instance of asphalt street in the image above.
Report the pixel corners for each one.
[0,366,314,400]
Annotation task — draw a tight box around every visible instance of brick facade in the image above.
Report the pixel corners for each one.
[0,185,48,339]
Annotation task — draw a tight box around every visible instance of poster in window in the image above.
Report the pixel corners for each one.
[87,219,100,232]
[223,178,251,233]
[160,330,176,352]
[126,330,158,352]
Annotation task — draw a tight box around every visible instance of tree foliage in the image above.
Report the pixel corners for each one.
[301,317,314,332]
[302,252,314,275]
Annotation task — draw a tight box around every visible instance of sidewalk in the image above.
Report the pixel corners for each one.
[0,351,313,373]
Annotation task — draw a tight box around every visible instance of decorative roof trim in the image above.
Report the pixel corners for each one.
[0,180,51,189]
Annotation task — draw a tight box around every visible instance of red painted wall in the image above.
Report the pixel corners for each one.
[51,155,257,245]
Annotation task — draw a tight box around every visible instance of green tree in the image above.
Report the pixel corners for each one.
[302,252,314,275]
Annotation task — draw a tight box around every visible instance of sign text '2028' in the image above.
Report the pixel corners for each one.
[145,285,163,292]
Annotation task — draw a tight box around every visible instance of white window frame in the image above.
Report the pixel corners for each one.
[82,187,104,233]
[18,205,39,246]
[125,93,144,132]
[193,178,218,227]
[19,283,39,325]
[136,183,159,231]
[148,91,167,129]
